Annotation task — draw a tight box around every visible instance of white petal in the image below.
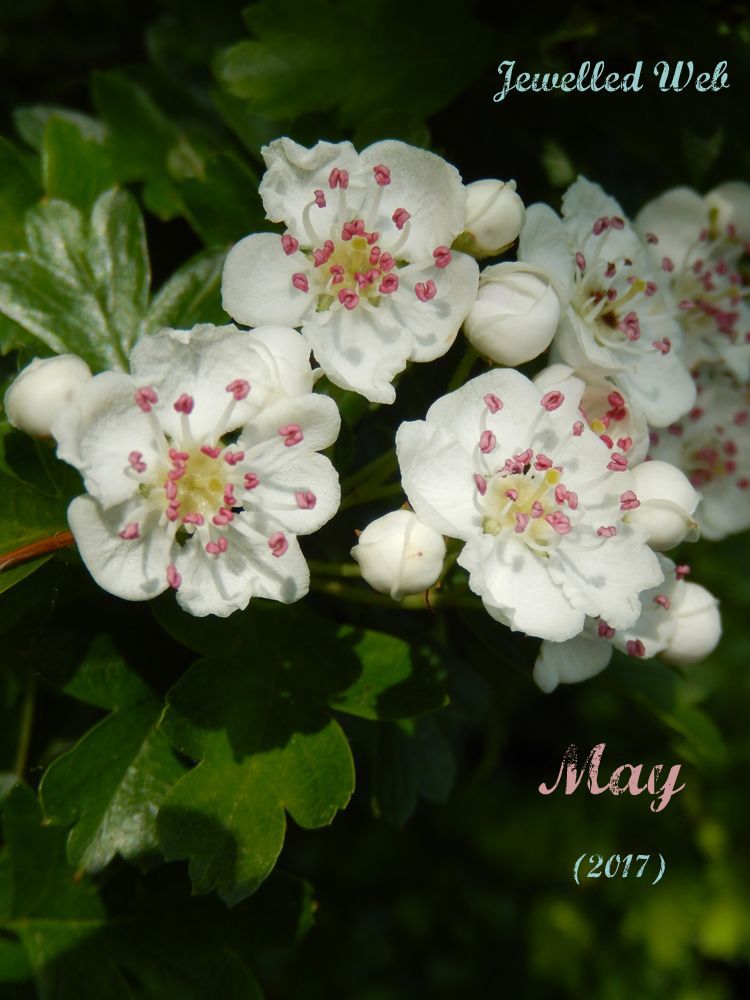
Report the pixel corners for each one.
[386,253,479,362]
[635,187,708,271]
[534,634,613,693]
[458,533,586,641]
[360,140,467,259]
[706,181,750,238]
[259,137,362,239]
[242,448,340,535]
[245,325,314,398]
[54,371,159,508]
[396,420,478,540]
[68,494,171,601]
[551,527,663,629]
[518,204,574,300]
[237,392,341,453]
[221,233,315,329]
[302,306,413,405]
[614,349,696,427]
[173,534,255,618]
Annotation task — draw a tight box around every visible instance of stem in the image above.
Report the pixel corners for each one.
[446,344,480,392]
[14,663,36,781]
[310,577,480,611]
[0,531,75,573]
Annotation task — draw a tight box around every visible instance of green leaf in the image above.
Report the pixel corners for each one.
[0,785,268,997]
[0,471,68,594]
[0,189,150,370]
[39,636,185,874]
[214,0,497,126]
[0,138,40,252]
[42,118,117,211]
[178,154,265,246]
[14,105,106,153]
[158,650,355,905]
[372,715,456,826]
[145,248,227,332]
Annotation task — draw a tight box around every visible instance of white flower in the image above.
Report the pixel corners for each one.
[649,371,750,540]
[4,354,92,438]
[534,362,650,465]
[351,509,446,599]
[636,184,750,381]
[534,556,720,691]
[51,324,341,617]
[624,459,700,551]
[396,368,663,643]
[520,177,696,426]
[459,179,526,257]
[463,262,560,365]
[221,138,479,404]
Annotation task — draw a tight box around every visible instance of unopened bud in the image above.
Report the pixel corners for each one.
[351,509,446,600]
[464,263,560,365]
[458,179,526,258]
[661,582,721,666]
[4,354,92,438]
[624,460,701,550]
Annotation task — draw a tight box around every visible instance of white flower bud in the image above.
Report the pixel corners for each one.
[351,509,446,600]
[624,460,701,551]
[461,179,526,257]
[661,582,721,666]
[464,262,561,365]
[4,355,93,438]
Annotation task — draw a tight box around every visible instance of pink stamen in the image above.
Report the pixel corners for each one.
[575,251,586,272]
[479,430,496,453]
[268,531,288,557]
[338,289,359,310]
[644,281,657,297]
[554,484,567,504]
[165,504,180,522]
[619,490,640,511]
[653,594,671,610]
[183,513,205,526]
[530,501,544,518]
[653,338,671,355]
[545,511,572,534]
[205,537,228,556]
[392,208,411,230]
[484,393,503,414]
[645,232,658,244]
[292,273,310,293]
[313,190,326,208]
[279,423,303,447]
[592,217,609,236]
[573,421,584,436]
[212,509,234,526]
[165,481,177,501]
[134,386,158,412]
[505,488,519,501]
[675,564,690,579]
[281,234,299,255]
[617,437,632,452]
[366,231,380,245]
[433,246,452,269]
[415,280,436,302]
[661,256,674,273]
[566,492,579,510]
[598,621,615,638]
[618,311,641,341]
[626,639,645,658]
[174,393,194,414]
[329,264,345,284]
[128,451,147,473]
[610,216,624,230]
[224,485,236,506]
[379,253,395,272]
[226,379,250,401]
[514,512,529,533]
[600,434,613,448]
[607,453,628,472]
[597,525,617,538]
[474,474,487,495]
[118,522,140,540]
[541,391,564,411]
[605,262,616,279]
[244,473,260,490]
[535,454,553,471]
[373,164,391,186]
[342,219,366,241]
[369,246,381,265]
[379,273,399,294]
[166,564,181,590]
[295,490,317,509]
[201,445,221,458]
[224,451,245,466]
[328,167,349,189]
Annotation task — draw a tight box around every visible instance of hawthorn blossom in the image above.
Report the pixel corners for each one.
[519,177,695,426]
[649,370,750,540]
[51,324,341,617]
[636,184,750,381]
[222,138,479,404]
[533,556,720,692]
[396,368,663,643]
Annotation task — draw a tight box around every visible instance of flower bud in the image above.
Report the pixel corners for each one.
[4,355,93,438]
[459,179,526,258]
[661,582,721,666]
[351,509,446,600]
[624,460,701,551]
[464,262,560,365]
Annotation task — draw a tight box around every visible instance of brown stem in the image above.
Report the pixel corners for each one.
[0,531,75,572]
